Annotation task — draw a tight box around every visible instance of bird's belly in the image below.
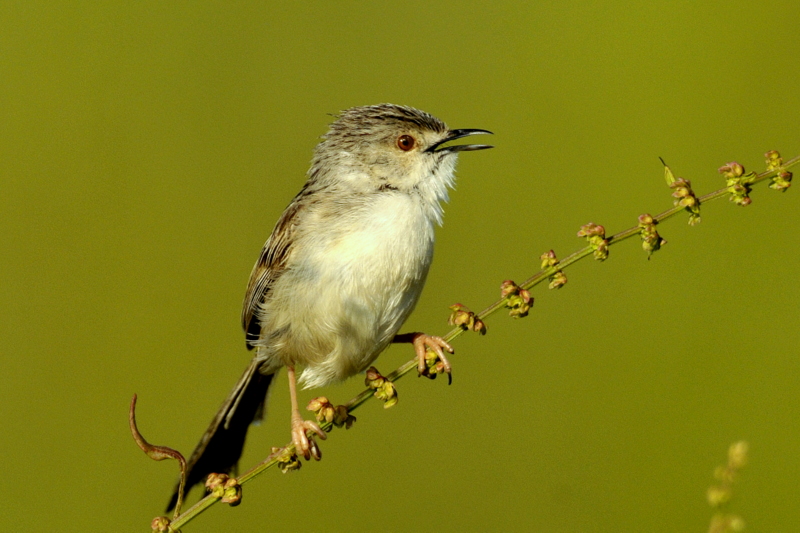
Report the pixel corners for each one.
[258,194,435,388]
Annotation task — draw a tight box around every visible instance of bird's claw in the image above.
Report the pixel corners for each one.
[291,412,326,461]
[412,333,454,382]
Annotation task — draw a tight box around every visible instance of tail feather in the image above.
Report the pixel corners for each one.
[167,360,274,511]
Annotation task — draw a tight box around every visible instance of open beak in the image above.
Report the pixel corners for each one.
[427,129,494,153]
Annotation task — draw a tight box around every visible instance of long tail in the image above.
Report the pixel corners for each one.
[167,359,274,511]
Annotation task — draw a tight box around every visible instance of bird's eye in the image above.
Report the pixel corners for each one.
[396,134,416,151]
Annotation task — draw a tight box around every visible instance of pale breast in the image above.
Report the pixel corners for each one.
[256,191,436,388]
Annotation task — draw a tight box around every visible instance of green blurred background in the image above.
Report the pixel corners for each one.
[2,1,799,531]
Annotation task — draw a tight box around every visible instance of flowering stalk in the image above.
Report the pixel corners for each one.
[154,151,798,531]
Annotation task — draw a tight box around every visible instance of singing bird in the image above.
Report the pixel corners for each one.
[169,104,492,509]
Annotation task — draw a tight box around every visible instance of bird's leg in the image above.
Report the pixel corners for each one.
[393,332,454,380]
[287,365,326,460]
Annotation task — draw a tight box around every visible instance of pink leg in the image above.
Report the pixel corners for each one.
[287,365,326,460]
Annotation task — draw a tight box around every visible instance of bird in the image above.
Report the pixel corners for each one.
[168,104,492,510]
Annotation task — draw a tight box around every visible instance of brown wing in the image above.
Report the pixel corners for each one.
[241,196,304,349]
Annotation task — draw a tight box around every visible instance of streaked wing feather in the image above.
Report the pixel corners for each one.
[241,198,304,347]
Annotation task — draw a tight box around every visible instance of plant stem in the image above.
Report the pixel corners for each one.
[164,153,798,531]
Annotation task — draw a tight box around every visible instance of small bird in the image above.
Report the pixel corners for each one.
[169,104,492,509]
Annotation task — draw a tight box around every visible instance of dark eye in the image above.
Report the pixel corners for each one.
[396,134,416,151]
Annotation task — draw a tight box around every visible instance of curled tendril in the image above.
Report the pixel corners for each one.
[130,394,187,519]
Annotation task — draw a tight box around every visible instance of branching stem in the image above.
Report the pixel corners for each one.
[164,153,798,531]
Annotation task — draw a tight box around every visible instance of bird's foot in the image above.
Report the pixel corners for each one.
[410,333,454,382]
[291,410,326,460]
